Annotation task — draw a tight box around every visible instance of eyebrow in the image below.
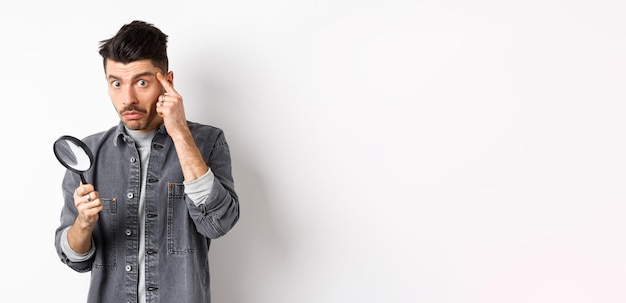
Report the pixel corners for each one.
[107,71,156,81]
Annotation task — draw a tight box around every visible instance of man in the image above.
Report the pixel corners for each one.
[54,20,240,303]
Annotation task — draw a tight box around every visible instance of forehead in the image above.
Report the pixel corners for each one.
[105,59,159,80]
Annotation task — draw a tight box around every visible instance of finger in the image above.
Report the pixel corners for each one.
[75,183,95,196]
[75,187,98,203]
[84,191,100,202]
[156,71,176,95]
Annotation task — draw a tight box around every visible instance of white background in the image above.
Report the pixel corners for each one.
[1,1,625,302]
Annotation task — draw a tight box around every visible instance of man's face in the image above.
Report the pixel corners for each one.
[105,59,170,132]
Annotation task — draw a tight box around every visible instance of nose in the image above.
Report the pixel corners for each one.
[121,86,138,106]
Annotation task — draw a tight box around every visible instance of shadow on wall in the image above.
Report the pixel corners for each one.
[187,69,290,302]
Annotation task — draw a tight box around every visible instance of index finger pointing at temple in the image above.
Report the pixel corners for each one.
[156,71,177,95]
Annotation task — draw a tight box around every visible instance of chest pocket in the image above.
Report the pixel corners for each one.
[166,183,202,255]
[94,198,118,268]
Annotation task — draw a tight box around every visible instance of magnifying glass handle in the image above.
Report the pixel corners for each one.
[79,173,88,185]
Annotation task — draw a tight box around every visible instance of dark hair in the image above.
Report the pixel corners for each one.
[98,20,169,73]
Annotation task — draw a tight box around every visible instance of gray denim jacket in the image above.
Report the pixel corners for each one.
[54,121,239,303]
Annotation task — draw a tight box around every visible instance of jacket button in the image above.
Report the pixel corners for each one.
[125,265,132,272]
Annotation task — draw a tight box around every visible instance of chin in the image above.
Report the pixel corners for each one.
[123,121,145,131]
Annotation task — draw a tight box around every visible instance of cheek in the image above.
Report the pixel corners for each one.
[111,102,123,114]
[144,93,160,106]
[108,93,125,111]
[108,89,121,102]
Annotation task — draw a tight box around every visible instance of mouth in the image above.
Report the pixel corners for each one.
[122,110,144,120]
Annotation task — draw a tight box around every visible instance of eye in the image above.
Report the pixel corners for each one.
[112,80,121,88]
[138,79,148,87]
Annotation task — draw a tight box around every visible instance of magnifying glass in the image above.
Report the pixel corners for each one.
[53,135,94,185]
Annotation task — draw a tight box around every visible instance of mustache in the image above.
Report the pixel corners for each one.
[120,105,147,115]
